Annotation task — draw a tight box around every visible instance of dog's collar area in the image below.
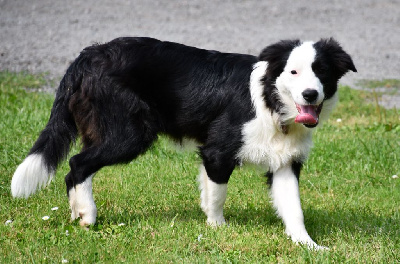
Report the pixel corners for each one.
[281,124,289,134]
[294,103,323,127]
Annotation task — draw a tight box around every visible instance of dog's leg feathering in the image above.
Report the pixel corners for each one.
[198,164,227,226]
[270,164,327,250]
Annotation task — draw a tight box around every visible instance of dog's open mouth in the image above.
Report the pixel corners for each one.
[295,103,323,128]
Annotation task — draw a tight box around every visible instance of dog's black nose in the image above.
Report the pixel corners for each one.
[302,89,319,103]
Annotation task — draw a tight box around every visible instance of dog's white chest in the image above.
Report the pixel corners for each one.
[237,117,312,172]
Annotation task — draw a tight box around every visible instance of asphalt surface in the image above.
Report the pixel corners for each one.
[1,0,399,106]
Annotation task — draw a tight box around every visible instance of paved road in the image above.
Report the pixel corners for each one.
[1,0,399,102]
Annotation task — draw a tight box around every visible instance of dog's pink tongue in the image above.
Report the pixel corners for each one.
[295,105,318,124]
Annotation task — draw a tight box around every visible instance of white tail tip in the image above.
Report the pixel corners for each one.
[11,154,54,198]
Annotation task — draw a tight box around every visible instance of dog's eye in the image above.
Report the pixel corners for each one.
[290,70,298,75]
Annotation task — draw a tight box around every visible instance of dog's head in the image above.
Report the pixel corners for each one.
[259,38,357,128]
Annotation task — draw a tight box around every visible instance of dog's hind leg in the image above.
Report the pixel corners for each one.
[269,162,327,250]
[66,173,96,226]
[65,126,157,227]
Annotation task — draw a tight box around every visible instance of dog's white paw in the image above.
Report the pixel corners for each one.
[206,216,226,227]
[70,202,97,227]
[308,243,329,251]
[69,188,97,227]
[286,229,328,250]
[298,239,329,251]
[78,209,97,227]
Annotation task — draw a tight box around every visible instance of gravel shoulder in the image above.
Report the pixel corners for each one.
[1,0,399,103]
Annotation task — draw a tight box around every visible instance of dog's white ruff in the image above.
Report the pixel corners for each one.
[237,62,313,171]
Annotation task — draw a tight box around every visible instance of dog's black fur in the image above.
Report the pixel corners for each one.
[48,37,262,187]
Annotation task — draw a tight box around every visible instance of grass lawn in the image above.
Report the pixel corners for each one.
[0,72,399,263]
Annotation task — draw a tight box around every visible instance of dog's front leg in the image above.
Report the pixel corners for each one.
[270,163,326,250]
[198,164,227,226]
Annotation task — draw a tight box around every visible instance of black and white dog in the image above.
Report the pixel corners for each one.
[11,37,356,249]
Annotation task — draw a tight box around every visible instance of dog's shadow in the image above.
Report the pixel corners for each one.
[96,202,395,242]
[302,206,397,240]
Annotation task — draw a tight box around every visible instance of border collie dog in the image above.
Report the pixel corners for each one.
[11,37,356,249]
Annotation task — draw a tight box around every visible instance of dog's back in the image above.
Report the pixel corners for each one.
[70,37,257,142]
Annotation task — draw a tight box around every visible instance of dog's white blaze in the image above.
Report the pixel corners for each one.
[69,174,97,226]
[11,154,54,198]
[276,42,324,106]
[271,166,321,249]
[237,62,312,172]
[198,165,227,225]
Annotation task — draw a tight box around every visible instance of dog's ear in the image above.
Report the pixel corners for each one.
[259,40,301,78]
[259,40,301,63]
[315,38,357,77]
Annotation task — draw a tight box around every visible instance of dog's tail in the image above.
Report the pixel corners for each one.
[11,56,88,198]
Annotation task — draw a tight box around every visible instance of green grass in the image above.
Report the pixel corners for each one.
[0,71,399,263]
[357,79,400,90]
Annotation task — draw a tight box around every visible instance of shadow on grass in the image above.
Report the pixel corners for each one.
[304,207,399,242]
[93,198,398,243]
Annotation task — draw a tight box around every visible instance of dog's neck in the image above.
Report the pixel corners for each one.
[279,121,311,135]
